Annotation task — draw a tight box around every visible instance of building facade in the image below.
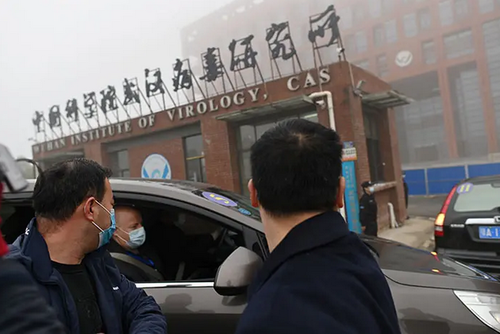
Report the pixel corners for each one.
[32,63,409,229]
[180,0,500,195]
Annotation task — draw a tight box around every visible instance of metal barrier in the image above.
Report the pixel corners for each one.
[404,163,500,195]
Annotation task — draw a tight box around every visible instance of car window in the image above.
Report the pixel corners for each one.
[0,203,34,243]
[111,199,246,284]
[453,182,500,212]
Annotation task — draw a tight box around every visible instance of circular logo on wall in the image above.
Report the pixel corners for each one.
[141,154,172,179]
[395,51,413,67]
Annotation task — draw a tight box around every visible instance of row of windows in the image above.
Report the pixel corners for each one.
[343,0,499,56]
[108,135,206,183]
[107,110,388,193]
[339,0,428,30]
[352,27,475,77]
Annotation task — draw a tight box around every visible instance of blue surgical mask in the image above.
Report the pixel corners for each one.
[118,226,146,249]
[369,186,375,193]
[92,201,116,249]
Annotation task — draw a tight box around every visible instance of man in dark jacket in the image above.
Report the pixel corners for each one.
[0,182,66,334]
[239,119,401,334]
[7,158,166,334]
[359,180,379,237]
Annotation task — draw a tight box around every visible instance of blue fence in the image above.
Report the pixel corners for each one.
[404,162,500,196]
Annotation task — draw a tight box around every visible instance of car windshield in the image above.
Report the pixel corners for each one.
[453,182,500,212]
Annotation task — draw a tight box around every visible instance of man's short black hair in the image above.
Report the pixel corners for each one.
[250,119,343,216]
[33,158,112,221]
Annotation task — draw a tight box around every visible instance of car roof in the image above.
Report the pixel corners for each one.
[461,174,500,184]
[2,178,263,232]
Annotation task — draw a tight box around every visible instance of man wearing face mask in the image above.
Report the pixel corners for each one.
[108,206,167,282]
[359,181,379,237]
[6,158,166,334]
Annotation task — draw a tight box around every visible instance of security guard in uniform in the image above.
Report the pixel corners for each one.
[359,181,378,237]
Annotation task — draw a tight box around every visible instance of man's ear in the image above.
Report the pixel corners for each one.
[335,177,346,209]
[83,197,95,222]
[248,179,259,208]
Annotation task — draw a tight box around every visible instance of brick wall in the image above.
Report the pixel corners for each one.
[32,62,407,230]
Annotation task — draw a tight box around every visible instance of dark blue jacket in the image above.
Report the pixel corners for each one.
[7,219,167,334]
[235,211,401,334]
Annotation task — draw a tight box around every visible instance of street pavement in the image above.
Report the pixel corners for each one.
[379,217,435,251]
[407,195,447,218]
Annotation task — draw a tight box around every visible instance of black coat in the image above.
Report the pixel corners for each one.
[0,258,66,334]
[360,192,378,224]
[235,211,401,334]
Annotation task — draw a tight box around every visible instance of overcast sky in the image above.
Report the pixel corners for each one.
[0,0,234,158]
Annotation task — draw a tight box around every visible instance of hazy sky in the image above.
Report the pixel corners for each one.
[0,0,233,158]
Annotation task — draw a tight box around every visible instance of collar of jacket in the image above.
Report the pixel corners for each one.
[249,210,350,297]
[13,218,106,282]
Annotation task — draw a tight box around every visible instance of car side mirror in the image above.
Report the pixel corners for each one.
[214,246,263,296]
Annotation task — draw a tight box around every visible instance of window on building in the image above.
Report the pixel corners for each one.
[450,66,488,158]
[382,0,393,12]
[439,0,454,26]
[422,40,437,64]
[385,20,398,43]
[454,0,468,19]
[418,8,432,30]
[369,0,382,18]
[109,150,130,177]
[373,24,385,47]
[443,29,474,59]
[353,59,370,71]
[363,112,384,182]
[479,0,495,13]
[355,31,367,53]
[184,134,206,183]
[339,7,353,29]
[403,13,418,37]
[353,4,364,23]
[344,34,357,54]
[482,18,500,148]
[376,54,389,77]
[237,111,319,196]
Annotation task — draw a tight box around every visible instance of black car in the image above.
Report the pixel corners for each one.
[435,175,500,278]
[3,179,500,334]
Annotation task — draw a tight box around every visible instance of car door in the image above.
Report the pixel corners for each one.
[116,191,263,334]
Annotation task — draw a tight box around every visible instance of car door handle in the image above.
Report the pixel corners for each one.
[136,282,214,289]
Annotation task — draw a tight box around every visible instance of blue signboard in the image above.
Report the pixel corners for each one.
[342,160,361,233]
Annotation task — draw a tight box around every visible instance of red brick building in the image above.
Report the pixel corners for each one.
[181,0,500,170]
[32,63,409,229]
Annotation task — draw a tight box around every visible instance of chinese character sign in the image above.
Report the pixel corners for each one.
[145,68,165,97]
[32,111,44,133]
[200,47,224,83]
[83,92,98,119]
[100,85,118,113]
[308,4,341,48]
[65,99,79,123]
[48,105,62,129]
[123,78,140,105]
[228,35,258,71]
[172,59,193,92]
[266,22,296,60]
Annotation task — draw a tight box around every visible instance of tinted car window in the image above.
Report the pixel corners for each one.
[453,182,500,212]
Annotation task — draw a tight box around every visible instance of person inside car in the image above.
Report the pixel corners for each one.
[6,158,166,334]
[108,206,167,282]
[237,119,400,334]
